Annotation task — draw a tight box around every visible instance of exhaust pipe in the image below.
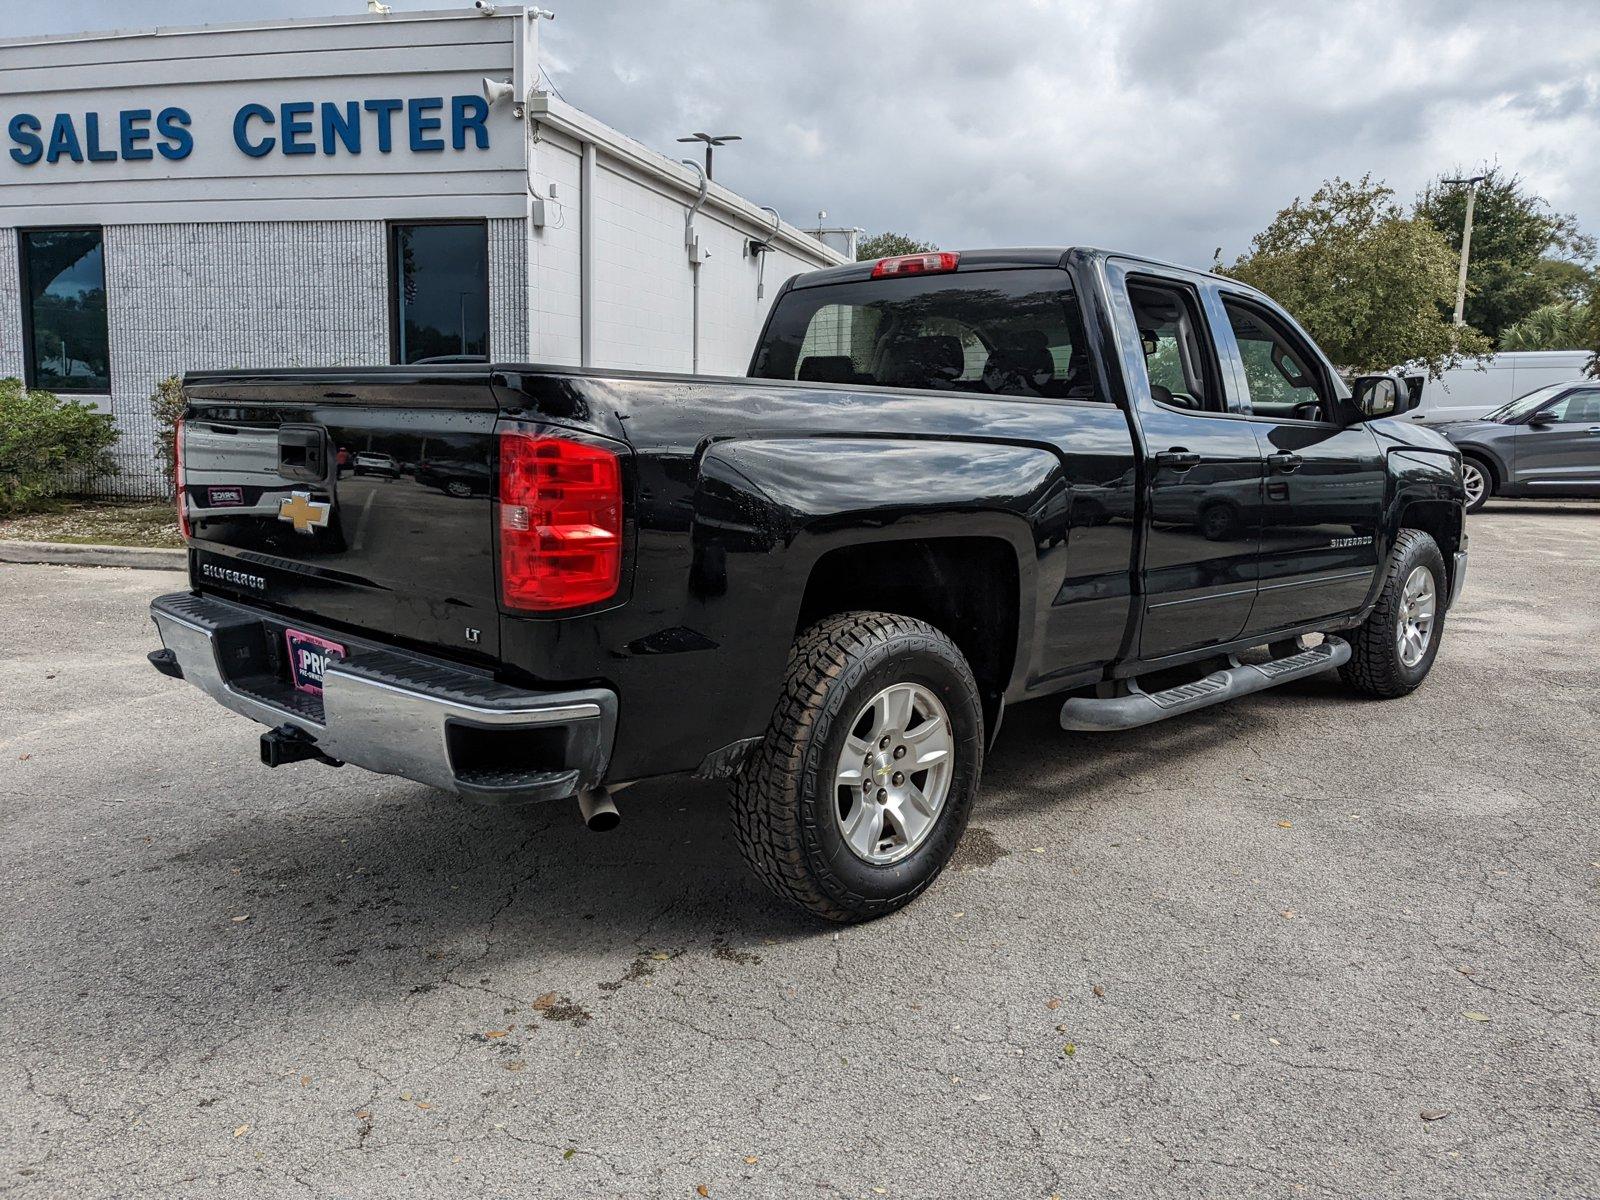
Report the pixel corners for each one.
[577,786,620,832]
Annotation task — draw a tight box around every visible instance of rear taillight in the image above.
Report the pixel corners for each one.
[174,417,190,541]
[870,251,960,279]
[497,429,623,612]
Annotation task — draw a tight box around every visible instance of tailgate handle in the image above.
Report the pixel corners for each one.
[278,425,331,484]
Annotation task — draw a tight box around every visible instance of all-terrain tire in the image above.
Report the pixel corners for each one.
[730,612,984,923]
[1340,529,1448,698]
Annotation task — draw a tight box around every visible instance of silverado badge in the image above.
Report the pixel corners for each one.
[277,491,331,534]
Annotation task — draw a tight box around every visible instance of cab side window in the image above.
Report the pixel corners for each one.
[1222,298,1329,420]
[1127,279,1220,412]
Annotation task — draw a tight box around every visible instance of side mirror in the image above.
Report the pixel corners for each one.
[1528,410,1559,428]
[1350,373,1410,419]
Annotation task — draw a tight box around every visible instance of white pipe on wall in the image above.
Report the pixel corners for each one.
[523,122,539,362]
[519,6,540,361]
[680,160,709,374]
[580,140,596,366]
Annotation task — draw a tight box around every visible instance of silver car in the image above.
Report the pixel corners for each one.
[1437,380,1600,512]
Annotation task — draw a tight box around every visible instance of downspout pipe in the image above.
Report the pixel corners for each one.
[523,117,539,362]
[580,141,597,366]
[679,159,709,373]
[518,5,545,363]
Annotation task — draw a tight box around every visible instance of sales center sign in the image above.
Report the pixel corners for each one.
[5,96,493,166]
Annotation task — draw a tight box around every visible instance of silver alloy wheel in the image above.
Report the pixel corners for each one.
[1461,461,1487,509]
[833,682,954,865]
[1396,564,1437,668]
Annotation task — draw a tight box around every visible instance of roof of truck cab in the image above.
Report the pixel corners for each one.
[788,247,1230,289]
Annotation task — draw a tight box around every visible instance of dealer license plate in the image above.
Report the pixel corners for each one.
[284,628,345,696]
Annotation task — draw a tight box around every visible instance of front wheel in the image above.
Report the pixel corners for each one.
[1340,529,1447,698]
[1461,457,1492,513]
[730,612,985,923]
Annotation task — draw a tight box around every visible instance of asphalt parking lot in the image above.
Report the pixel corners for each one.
[2,501,1597,1200]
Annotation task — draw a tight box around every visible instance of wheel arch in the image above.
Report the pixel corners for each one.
[1395,497,1463,595]
[1458,446,1500,489]
[794,536,1022,739]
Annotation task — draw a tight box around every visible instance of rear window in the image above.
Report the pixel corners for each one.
[752,268,1102,401]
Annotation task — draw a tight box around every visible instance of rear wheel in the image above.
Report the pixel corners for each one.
[730,612,984,923]
[1461,456,1492,513]
[1340,529,1447,698]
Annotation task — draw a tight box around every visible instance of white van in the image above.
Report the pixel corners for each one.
[1401,350,1595,425]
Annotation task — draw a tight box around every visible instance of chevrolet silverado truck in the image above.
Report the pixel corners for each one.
[148,248,1468,922]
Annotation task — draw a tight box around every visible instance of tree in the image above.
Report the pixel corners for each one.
[1499,301,1593,352]
[1222,175,1488,376]
[1586,274,1600,378]
[1532,257,1594,305]
[856,232,937,261]
[1415,168,1596,346]
[150,375,185,494]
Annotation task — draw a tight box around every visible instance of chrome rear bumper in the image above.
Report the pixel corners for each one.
[149,592,615,806]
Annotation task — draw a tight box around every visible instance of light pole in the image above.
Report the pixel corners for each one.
[1443,174,1486,327]
[676,132,740,181]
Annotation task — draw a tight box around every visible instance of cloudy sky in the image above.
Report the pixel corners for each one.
[10,1,1600,268]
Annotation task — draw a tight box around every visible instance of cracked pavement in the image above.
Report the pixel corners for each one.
[2,501,1597,1198]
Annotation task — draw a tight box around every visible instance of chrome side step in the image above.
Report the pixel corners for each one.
[1059,637,1351,732]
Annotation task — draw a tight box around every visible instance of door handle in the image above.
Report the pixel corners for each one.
[1153,449,1201,470]
[1267,451,1303,473]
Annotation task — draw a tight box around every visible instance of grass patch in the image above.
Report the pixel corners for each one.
[0,501,184,549]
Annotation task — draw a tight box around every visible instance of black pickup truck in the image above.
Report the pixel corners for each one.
[149,248,1467,922]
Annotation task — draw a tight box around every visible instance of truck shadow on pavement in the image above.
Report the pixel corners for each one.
[69,675,1339,1042]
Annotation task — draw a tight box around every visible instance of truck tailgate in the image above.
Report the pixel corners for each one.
[181,371,502,663]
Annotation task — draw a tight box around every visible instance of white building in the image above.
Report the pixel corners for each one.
[0,7,847,497]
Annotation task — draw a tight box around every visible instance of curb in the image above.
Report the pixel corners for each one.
[0,540,187,571]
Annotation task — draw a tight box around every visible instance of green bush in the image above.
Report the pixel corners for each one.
[0,378,119,515]
[151,375,185,492]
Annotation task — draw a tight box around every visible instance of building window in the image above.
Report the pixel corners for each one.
[19,228,110,393]
[389,221,489,364]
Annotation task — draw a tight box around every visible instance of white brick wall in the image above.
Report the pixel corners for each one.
[487,216,528,361]
[528,142,583,365]
[591,162,696,372]
[0,229,22,381]
[695,221,825,377]
[104,220,390,495]
[585,157,835,377]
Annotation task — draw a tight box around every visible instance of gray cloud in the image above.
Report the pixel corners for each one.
[9,0,1600,267]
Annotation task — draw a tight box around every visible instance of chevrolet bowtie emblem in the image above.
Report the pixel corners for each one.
[278,491,331,534]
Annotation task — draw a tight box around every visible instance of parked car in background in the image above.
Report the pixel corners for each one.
[352,451,400,478]
[414,458,492,498]
[1438,381,1600,511]
[1401,350,1593,425]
